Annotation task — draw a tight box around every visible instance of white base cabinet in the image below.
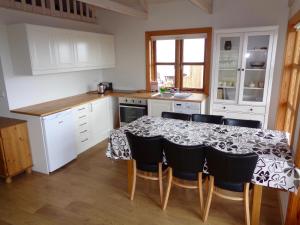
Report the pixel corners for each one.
[8,24,115,75]
[148,99,205,117]
[148,100,174,117]
[12,97,114,174]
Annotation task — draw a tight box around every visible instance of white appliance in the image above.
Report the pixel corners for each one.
[174,101,201,114]
[42,109,77,172]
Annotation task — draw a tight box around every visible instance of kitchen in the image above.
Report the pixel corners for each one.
[0,0,299,225]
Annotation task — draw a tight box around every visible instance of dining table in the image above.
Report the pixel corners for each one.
[106,116,300,225]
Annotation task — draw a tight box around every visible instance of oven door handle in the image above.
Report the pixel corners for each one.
[119,105,147,109]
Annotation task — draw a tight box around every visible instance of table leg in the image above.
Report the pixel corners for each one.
[251,185,263,225]
[127,160,133,195]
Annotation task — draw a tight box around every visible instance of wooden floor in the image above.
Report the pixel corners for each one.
[0,140,282,225]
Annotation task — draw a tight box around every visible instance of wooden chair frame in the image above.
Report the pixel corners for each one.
[203,176,251,225]
[162,167,204,218]
[130,160,167,205]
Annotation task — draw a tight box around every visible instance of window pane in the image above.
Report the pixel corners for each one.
[156,65,175,87]
[183,38,205,63]
[156,40,175,63]
[182,65,204,89]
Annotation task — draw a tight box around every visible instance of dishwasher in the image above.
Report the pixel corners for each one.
[42,109,77,172]
[173,101,202,114]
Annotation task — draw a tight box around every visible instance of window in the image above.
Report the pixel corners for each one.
[276,17,300,145]
[145,28,212,94]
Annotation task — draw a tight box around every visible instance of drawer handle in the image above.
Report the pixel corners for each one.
[223,106,226,109]
[81,138,88,143]
[80,130,88,134]
[78,107,86,111]
[58,121,64,124]
[250,108,253,111]
[79,122,87,126]
[79,115,87,119]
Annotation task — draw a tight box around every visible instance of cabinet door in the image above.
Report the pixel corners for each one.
[239,32,274,105]
[74,33,99,68]
[27,27,56,72]
[98,34,115,68]
[148,100,174,117]
[90,98,113,144]
[54,30,75,69]
[0,124,32,176]
[0,138,7,176]
[214,33,244,103]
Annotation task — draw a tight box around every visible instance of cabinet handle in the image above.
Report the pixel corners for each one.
[79,115,87,119]
[241,68,245,71]
[250,108,253,111]
[223,106,226,109]
[58,121,64,124]
[78,107,86,111]
[79,122,87,126]
[80,130,88,134]
[81,138,88,143]
[237,68,241,71]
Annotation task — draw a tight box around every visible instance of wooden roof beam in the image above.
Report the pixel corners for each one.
[189,0,213,14]
[80,0,148,19]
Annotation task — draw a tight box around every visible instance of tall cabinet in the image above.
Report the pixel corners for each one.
[210,26,278,128]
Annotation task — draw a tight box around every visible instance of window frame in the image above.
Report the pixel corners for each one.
[145,27,212,95]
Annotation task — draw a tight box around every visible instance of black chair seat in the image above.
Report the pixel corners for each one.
[173,170,208,181]
[137,162,168,173]
[192,114,224,124]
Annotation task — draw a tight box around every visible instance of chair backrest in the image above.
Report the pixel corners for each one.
[223,118,262,129]
[206,147,258,183]
[192,114,224,124]
[162,139,206,173]
[161,112,191,121]
[126,132,164,164]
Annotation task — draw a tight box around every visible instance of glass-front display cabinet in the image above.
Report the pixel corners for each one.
[214,31,273,105]
[210,27,278,128]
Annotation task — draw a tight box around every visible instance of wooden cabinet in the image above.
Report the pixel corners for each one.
[210,26,278,128]
[7,24,115,75]
[0,117,33,183]
[148,99,174,117]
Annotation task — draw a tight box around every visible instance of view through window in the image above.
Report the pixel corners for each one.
[145,28,212,94]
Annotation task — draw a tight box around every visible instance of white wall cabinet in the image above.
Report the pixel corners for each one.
[210,26,278,128]
[8,24,115,75]
[148,99,174,117]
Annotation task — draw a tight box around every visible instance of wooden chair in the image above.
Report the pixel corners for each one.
[161,112,191,121]
[126,132,167,205]
[192,114,224,124]
[223,118,262,129]
[203,148,258,225]
[162,139,206,217]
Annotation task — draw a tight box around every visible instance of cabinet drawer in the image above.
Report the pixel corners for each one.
[213,104,265,114]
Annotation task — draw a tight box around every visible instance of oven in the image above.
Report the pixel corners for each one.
[119,97,148,126]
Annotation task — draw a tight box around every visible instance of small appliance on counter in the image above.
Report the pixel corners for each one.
[97,82,113,94]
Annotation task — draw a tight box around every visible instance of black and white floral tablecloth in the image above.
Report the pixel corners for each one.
[106,116,300,192]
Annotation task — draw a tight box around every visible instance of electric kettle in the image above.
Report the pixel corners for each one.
[97,83,106,94]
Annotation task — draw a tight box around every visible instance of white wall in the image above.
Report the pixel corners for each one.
[0,8,108,110]
[96,0,289,129]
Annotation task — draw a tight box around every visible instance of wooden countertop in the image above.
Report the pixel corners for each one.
[0,117,27,129]
[11,91,207,117]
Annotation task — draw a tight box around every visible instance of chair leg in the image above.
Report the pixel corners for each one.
[158,163,163,205]
[130,160,137,201]
[162,168,173,210]
[198,172,204,217]
[244,183,250,225]
[203,176,214,222]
